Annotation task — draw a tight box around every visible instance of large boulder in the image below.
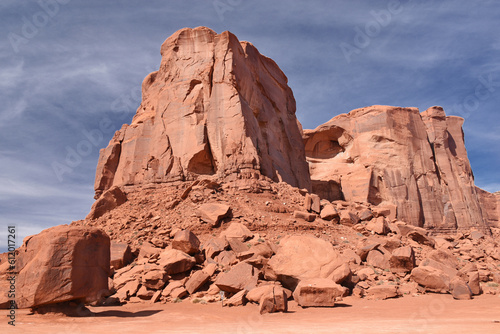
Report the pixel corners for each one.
[267,235,345,290]
[86,186,127,219]
[411,266,450,293]
[158,249,196,275]
[0,225,110,309]
[172,230,200,255]
[197,203,231,226]
[292,278,346,307]
[215,262,259,293]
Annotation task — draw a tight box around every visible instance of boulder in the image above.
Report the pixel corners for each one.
[466,271,482,295]
[366,284,400,300]
[162,281,187,299]
[407,231,435,247]
[259,286,288,314]
[293,211,316,222]
[292,278,346,307]
[114,279,140,302]
[365,217,389,235]
[220,223,253,241]
[215,262,259,293]
[411,266,450,293]
[450,277,472,300]
[203,238,228,259]
[185,271,211,294]
[110,242,133,270]
[267,235,344,290]
[141,268,168,290]
[172,230,201,255]
[389,246,415,274]
[86,186,127,219]
[320,204,338,220]
[197,203,231,226]
[338,210,360,226]
[366,249,391,270]
[224,290,247,307]
[158,249,196,275]
[1,225,110,309]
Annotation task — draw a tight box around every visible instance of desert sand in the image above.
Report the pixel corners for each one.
[2,294,499,334]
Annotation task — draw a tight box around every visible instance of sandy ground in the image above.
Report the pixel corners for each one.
[1,294,499,334]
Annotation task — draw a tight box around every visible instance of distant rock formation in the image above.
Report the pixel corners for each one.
[304,105,492,232]
[93,27,310,198]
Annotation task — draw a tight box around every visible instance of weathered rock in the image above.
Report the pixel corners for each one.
[136,285,155,300]
[411,266,450,293]
[215,262,259,293]
[172,230,200,255]
[202,262,218,277]
[320,204,338,220]
[138,242,162,259]
[366,284,399,300]
[87,186,127,219]
[259,286,288,314]
[365,217,389,235]
[306,194,321,213]
[328,263,352,284]
[338,210,360,226]
[224,289,247,307]
[293,211,316,222]
[407,231,435,247]
[267,235,344,290]
[304,105,491,232]
[466,271,482,295]
[185,271,211,294]
[450,277,472,300]
[141,268,168,290]
[358,209,373,221]
[1,225,110,309]
[197,203,231,226]
[366,249,391,270]
[162,281,186,299]
[115,279,140,302]
[292,278,346,307]
[92,27,311,202]
[215,250,238,268]
[110,242,133,270]
[158,249,196,275]
[220,223,253,241]
[203,238,228,259]
[389,246,415,274]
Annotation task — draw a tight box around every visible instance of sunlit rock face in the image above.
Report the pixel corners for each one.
[94,27,310,198]
[304,105,490,233]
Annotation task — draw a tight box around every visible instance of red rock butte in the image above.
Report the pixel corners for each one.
[92,26,499,234]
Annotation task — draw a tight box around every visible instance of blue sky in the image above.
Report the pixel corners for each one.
[1,0,499,251]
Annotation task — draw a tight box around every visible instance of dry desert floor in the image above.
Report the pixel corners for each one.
[1,294,499,334]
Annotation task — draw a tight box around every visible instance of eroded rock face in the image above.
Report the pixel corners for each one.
[94,27,310,199]
[304,105,491,232]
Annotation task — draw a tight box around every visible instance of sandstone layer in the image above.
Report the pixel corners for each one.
[94,26,310,199]
[304,105,493,232]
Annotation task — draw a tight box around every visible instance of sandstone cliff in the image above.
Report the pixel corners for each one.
[304,105,492,232]
[94,27,310,198]
[90,27,498,234]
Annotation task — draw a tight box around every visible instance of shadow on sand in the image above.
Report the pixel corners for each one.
[95,310,162,318]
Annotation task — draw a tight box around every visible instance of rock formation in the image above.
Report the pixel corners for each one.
[0,225,109,309]
[304,105,493,233]
[93,26,310,199]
